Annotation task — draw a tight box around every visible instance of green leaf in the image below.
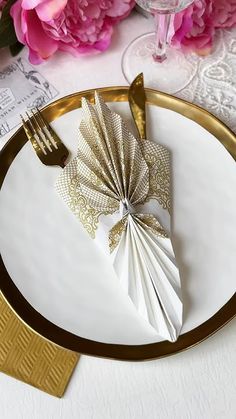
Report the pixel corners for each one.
[9,41,24,56]
[0,0,18,48]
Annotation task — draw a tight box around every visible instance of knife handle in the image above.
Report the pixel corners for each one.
[128,73,147,140]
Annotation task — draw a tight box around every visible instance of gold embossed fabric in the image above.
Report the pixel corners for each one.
[56,93,183,342]
[0,293,79,397]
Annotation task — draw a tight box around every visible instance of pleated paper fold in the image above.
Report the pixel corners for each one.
[56,93,182,342]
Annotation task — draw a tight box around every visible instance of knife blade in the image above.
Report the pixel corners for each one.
[128,73,147,140]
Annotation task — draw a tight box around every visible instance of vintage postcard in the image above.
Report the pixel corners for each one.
[0,57,58,138]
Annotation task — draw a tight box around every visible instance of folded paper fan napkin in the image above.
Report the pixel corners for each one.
[56,93,182,342]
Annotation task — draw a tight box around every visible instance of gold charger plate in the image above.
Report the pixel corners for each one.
[0,87,235,361]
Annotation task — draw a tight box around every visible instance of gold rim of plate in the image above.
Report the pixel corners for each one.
[0,87,235,361]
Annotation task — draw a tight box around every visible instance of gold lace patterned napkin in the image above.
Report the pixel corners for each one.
[56,93,183,342]
[0,293,79,397]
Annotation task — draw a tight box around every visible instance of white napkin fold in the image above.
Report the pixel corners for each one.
[56,93,182,342]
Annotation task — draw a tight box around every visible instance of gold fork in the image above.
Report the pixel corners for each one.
[21,108,69,168]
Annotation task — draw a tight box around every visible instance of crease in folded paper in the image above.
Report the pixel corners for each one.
[56,92,183,342]
[111,215,182,342]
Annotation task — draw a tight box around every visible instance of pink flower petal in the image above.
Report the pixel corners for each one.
[107,0,135,18]
[10,0,26,44]
[22,0,46,10]
[28,48,44,64]
[25,9,58,58]
[35,0,67,21]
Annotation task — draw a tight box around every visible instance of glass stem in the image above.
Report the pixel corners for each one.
[153,12,173,63]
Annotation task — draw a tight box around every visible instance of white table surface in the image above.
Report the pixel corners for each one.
[0,11,235,419]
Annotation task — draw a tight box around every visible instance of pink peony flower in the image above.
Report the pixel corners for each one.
[171,0,236,55]
[212,0,236,28]
[172,1,214,55]
[10,0,135,64]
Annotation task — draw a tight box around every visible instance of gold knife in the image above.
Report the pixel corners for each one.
[128,73,147,140]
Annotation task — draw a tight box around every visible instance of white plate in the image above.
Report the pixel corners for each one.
[0,94,235,348]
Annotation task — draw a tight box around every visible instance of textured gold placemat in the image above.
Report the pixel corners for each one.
[0,294,79,397]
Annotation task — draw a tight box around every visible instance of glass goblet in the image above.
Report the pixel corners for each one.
[122,0,197,94]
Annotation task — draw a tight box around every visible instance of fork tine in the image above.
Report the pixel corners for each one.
[35,108,58,149]
[21,108,69,168]
[26,112,47,155]
[30,110,53,152]
[21,115,46,156]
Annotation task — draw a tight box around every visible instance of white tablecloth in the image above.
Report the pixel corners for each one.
[0,11,235,419]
